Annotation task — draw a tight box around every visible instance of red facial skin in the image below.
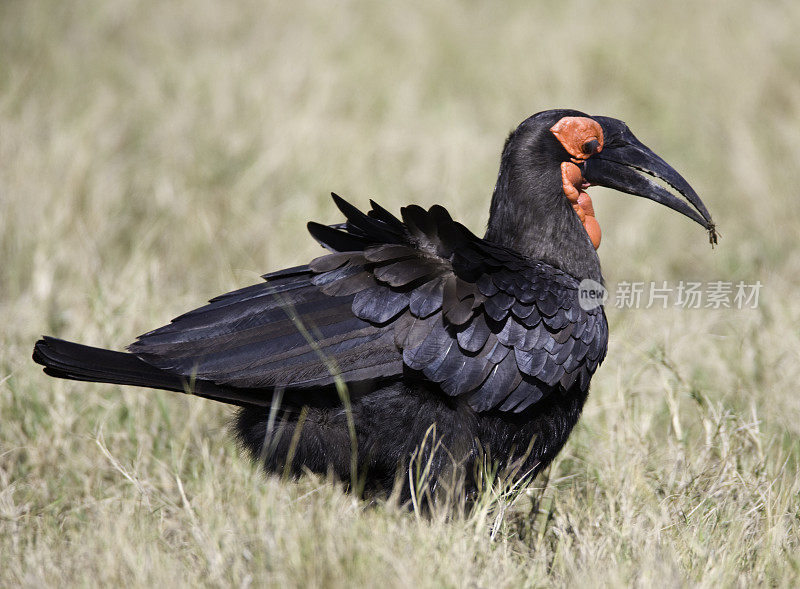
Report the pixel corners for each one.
[552,116,604,250]
[549,116,604,163]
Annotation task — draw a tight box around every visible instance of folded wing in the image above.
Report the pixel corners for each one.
[129,194,608,412]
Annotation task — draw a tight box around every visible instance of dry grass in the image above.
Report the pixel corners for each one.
[2,0,800,586]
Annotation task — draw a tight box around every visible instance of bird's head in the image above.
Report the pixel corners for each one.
[486,109,716,280]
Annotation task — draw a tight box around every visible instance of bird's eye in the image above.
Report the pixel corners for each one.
[582,139,600,155]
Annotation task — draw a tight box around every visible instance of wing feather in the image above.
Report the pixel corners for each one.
[130,195,608,412]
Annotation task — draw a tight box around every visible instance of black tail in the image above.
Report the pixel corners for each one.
[33,336,265,407]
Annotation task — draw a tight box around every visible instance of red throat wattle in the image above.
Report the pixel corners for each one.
[561,162,601,249]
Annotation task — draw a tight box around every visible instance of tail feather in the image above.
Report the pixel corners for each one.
[33,336,266,407]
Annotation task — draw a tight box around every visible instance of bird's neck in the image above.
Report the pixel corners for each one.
[484,147,602,282]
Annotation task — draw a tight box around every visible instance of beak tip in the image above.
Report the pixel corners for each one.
[706,221,719,247]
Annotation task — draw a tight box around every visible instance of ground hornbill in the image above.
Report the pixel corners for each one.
[33,110,716,499]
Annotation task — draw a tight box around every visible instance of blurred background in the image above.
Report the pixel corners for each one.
[2,1,799,586]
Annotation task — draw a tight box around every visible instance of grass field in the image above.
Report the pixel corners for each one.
[3,0,800,586]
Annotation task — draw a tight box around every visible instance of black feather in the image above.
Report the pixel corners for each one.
[352,287,409,324]
[307,222,370,251]
[468,353,519,411]
[455,315,491,353]
[409,277,445,318]
[373,259,436,287]
[363,244,417,263]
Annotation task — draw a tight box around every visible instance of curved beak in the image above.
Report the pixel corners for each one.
[583,121,717,245]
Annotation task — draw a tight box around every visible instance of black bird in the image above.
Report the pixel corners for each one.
[33,110,716,498]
